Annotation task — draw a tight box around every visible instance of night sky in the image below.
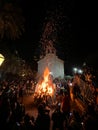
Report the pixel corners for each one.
[2,0,98,74]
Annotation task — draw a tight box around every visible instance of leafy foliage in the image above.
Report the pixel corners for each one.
[0,3,25,40]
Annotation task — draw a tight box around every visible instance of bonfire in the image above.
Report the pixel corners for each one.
[33,67,56,106]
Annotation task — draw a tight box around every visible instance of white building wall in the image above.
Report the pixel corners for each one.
[37,54,64,79]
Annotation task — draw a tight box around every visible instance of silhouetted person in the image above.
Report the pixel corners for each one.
[35,103,50,130]
[61,90,71,128]
[51,104,65,130]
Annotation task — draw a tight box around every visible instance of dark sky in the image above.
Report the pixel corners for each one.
[7,0,98,74]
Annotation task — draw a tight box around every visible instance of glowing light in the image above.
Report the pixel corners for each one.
[69,82,73,86]
[73,67,78,73]
[0,54,5,66]
[73,67,83,74]
[78,69,83,74]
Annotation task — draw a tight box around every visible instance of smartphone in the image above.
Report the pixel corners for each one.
[81,122,84,125]
[58,103,61,106]
[70,112,72,116]
[16,122,20,126]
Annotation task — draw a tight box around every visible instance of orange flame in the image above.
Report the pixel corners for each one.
[35,67,55,97]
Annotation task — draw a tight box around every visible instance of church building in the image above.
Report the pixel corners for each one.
[37,53,64,79]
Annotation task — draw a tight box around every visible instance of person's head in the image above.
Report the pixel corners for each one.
[73,110,81,122]
[38,103,45,114]
[63,90,68,96]
[31,115,35,122]
[87,104,95,115]
[24,114,30,123]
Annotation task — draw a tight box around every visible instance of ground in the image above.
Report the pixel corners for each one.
[21,93,85,130]
[21,92,85,117]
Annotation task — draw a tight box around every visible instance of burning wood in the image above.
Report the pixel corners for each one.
[35,67,56,99]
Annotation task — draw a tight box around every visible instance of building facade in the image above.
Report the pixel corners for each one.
[37,53,64,79]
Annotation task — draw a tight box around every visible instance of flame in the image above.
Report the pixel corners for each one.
[35,67,55,97]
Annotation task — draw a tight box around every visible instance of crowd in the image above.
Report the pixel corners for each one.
[0,75,98,130]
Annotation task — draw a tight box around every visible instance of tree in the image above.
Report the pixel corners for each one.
[0,1,25,77]
[0,2,25,40]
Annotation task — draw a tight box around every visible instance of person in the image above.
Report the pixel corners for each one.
[83,104,98,130]
[51,104,65,130]
[21,114,35,130]
[61,90,71,128]
[67,110,82,130]
[35,103,50,130]
[72,83,80,99]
